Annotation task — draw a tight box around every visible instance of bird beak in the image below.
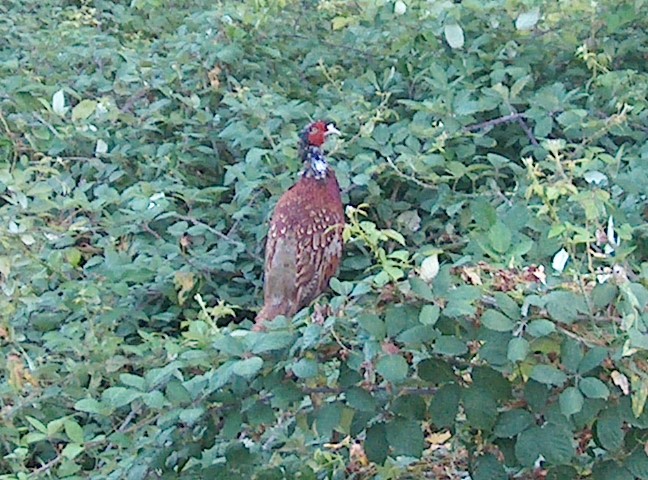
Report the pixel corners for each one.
[325,123,341,136]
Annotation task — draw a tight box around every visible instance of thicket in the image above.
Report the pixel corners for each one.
[1,0,647,478]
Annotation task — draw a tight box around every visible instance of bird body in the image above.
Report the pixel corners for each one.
[255,122,344,327]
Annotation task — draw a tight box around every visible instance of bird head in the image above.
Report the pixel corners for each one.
[299,121,340,151]
[299,121,340,179]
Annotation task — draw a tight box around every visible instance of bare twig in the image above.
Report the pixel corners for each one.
[33,113,63,139]
[170,213,245,247]
[464,112,529,132]
[226,190,263,239]
[384,156,437,190]
[516,116,540,146]
[141,222,163,241]
[33,452,64,475]
[168,213,263,262]
[302,385,439,396]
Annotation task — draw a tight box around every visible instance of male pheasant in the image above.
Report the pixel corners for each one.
[255,121,344,328]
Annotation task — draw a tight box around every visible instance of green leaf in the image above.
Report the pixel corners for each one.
[386,419,424,457]
[494,409,533,438]
[543,424,578,463]
[579,377,610,399]
[417,358,456,385]
[74,398,112,416]
[144,390,168,409]
[345,387,376,412]
[530,365,567,386]
[482,310,514,332]
[545,291,587,324]
[515,424,575,466]
[473,453,507,480]
[419,304,440,326]
[464,388,498,430]
[434,336,468,356]
[71,99,97,121]
[559,387,584,417]
[625,449,648,479]
[62,443,84,460]
[597,407,624,451]
[578,347,608,374]
[47,417,66,436]
[165,379,191,406]
[64,420,84,444]
[391,395,426,420]
[251,332,294,354]
[232,357,263,377]
[493,292,521,320]
[385,305,415,337]
[330,277,353,296]
[365,423,388,464]
[591,461,635,480]
[376,355,408,383]
[527,319,556,337]
[507,337,529,362]
[488,221,512,253]
[561,338,584,373]
[292,358,319,379]
[429,383,461,427]
[357,313,386,339]
[409,277,434,300]
[120,373,147,391]
[314,403,341,438]
[180,407,205,426]
[101,387,143,408]
[25,416,47,434]
[396,325,436,344]
[246,402,274,426]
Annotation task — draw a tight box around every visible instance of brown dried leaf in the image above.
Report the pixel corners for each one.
[208,65,222,89]
[460,266,482,285]
[427,430,452,449]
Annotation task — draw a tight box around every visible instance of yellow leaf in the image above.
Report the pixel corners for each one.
[174,272,195,305]
[331,16,353,30]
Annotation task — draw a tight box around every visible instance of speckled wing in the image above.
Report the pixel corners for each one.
[294,206,344,309]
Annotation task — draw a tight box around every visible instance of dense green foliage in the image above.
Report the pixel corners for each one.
[1,0,648,478]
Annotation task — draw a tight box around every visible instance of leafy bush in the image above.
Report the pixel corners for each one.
[1,0,647,478]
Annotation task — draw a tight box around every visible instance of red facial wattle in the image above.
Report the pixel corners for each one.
[307,121,328,146]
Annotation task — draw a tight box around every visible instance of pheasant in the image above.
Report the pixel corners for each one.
[255,121,344,328]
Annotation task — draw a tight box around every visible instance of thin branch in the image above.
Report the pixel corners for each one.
[168,213,262,262]
[117,408,139,433]
[516,116,540,146]
[33,452,64,475]
[33,113,63,139]
[140,222,163,241]
[384,156,437,190]
[169,213,245,248]
[302,385,439,396]
[464,112,529,132]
